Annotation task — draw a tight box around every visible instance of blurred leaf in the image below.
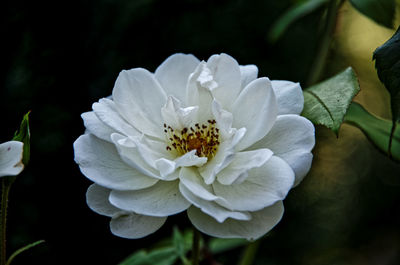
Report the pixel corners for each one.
[172,227,191,264]
[350,0,395,28]
[12,111,31,166]
[209,238,248,254]
[173,227,185,257]
[6,240,44,265]
[344,102,400,160]
[373,26,400,156]
[302,67,360,135]
[268,0,329,42]
[118,247,178,265]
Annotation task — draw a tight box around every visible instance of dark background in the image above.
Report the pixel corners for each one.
[1,0,399,264]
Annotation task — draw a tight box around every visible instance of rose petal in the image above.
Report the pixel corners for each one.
[186,62,214,123]
[232,78,278,151]
[86,184,120,217]
[155,53,200,102]
[187,201,284,240]
[251,114,315,186]
[240,64,258,89]
[161,96,199,131]
[111,133,169,179]
[92,98,139,137]
[271,80,304,115]
[213,156,294,211]
[0,141,24,177]
[74,134,158,190]
[81,112,114,142]
[216,148,273,185]
[109,180,190,217]
[110,212,167,239]
[180,185,251,223]
[206,54,242,111]
[112,68,167,138]
[199,128,246,185]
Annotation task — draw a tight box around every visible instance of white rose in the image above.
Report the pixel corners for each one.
[74,53,315,240]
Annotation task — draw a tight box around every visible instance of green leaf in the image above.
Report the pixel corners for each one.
[373,25,400,156]
[6,240,45,265]
[12,111,31,166]
[268,0,329,42]
[208,238,248,254]
[350,0,395,28]
[302,67,360,135]
[118,247,179,265]
[344,102,400,161]
[172,227,185,257]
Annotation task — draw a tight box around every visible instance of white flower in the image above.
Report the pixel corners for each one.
[0,141,24,177]
[74,53,315,240]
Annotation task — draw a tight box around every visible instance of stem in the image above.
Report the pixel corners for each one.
[192,228,201,265]
[388,121,397,159]
[306,0,343,86]
[237,240,261,265]
[0,179,12,265]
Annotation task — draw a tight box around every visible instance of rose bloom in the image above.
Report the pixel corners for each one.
[0,141,24,177]
[74,53,315,240]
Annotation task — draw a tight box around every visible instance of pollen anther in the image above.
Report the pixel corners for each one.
[164,120,220,159]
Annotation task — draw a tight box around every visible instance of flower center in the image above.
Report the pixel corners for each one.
[164,120,220,159]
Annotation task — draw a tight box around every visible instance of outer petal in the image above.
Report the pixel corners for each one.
[110,212,167,239]
[109,180,190,217]
[86,184,120,217]
[0,141,24,177]
[180,186,251,223]
[232,78,278,151]
[240,65,258,89]
[155,53,200,102]
[206,54,242,111]
[74,134,158,190]
[216,148,273,185]
[112,68,167,138]
[271,80,304,115]
[188,201,284,240]
[213,156,294,212]
[251,114,315,186]
[92,98,139,138]
[81,111,115,142]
